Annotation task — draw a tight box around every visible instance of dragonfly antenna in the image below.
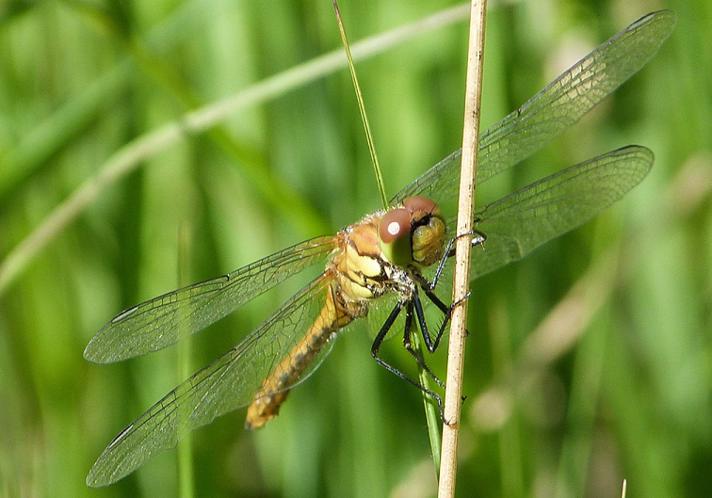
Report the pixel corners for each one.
[332,0,389,209]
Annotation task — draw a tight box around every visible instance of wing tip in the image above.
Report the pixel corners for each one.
[85,472,105,488]
[85,463,114,488]
[83,335,114,364]
[640,9,677,29]
[628,10,676,40]
[612,145,654,177]
[83,339,102,363]
[83,320,149,363]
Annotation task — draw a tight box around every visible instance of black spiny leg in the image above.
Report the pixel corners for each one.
[428,229,488,291]
[402,301,445,389]
[413,288,451,353]
[412,272,473,347]
[371,301,443,416]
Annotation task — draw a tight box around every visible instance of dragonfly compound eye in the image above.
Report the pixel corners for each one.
[412,215,446,267]
[403,196,438,219]
[379,208,412,266]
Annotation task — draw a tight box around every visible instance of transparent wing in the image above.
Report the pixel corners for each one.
[86,272,346,487]
[445,146,653,279]
[84,236,335,363]
[392,10,674,204]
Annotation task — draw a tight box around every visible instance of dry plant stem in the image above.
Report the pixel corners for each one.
[438,1,487,497]
[0,3,472,296]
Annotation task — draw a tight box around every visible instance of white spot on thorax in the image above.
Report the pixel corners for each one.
[387,221,401,236]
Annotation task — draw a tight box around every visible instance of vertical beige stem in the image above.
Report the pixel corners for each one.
[437,1,487,497]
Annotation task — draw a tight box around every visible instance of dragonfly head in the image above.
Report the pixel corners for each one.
[378,196,446,268]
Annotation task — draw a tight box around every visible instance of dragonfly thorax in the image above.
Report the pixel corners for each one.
[329,196,446,308]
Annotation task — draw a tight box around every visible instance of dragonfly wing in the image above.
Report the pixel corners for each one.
[86,272,345,486]
[392,10,674,204]
[445,146,652,279]
[84,236,335,363]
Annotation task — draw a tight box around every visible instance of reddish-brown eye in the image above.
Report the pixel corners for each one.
[379,208,410,243]
[404,196,437,215]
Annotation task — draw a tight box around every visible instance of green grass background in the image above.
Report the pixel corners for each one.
[1,0,710,496]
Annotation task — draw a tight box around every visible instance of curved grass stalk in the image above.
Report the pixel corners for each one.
[0,3,472,296]
[0,0,214,204]
[333,0,388,209]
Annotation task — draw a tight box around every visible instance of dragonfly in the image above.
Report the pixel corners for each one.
[84,10,675,487]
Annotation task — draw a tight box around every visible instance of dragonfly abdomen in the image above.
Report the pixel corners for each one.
[244,283,355,429]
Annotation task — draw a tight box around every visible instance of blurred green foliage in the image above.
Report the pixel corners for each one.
[1,0,710,497]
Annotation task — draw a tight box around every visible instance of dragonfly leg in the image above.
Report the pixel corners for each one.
[427,229,487,290]
[371,302,444,419]
[402,302,445,389]
[412,289,443,353]
[413,284,472,351]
